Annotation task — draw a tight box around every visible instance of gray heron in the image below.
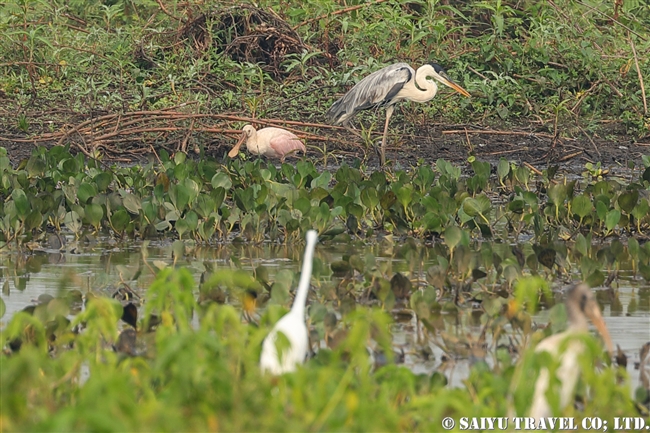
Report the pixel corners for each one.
[326,62,470,165]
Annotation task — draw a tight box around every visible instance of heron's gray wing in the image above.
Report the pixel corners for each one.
[326,63,413,124]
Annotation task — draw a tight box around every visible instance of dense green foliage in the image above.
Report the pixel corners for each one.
[1,144,649,430]
[1,0,648,135]
[1,0,650,430]
[1,268,640,431]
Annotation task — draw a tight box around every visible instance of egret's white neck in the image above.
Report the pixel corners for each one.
[399,64,439,103]
[290,231,318,318]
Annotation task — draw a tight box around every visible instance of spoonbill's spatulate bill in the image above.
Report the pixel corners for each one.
[326,62,470,166]
[260,230,318,375]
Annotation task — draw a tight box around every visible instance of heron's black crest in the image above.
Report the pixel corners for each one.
[430,63,446,73]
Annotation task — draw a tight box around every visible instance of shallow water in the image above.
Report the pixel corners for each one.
[1,237,649,391]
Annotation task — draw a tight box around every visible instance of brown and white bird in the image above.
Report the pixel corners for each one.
[228,125,306,161]
[529,283,614,419]
[326,62,470,166]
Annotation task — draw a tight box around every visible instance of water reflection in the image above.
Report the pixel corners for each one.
[1,238,649,391]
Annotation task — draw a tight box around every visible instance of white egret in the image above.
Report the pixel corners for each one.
[326,62,470,165]
[260,230,318,374]
[228,125,306,162]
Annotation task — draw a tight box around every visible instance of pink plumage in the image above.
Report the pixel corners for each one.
[228,125,306,161]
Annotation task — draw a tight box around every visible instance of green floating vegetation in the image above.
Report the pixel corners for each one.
[0,269,641,432]
[1,146,649,246]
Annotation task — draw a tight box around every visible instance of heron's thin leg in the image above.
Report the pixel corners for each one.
[380,105,394,166]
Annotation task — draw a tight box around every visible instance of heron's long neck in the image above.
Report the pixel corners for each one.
[290,236,317,317]
[400,65,439,103]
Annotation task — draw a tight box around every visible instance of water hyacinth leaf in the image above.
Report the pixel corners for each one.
[443,226,462,250]
[462,195,490,217]
[380,191,397,210]
[311,187,330,203]
[12,189,29,219]
[575,233,589,256]
[536,248,556,269]
[346,203,363,219]
[77,182,97,204]
[421,213,442,232]
[184,210,199,231]
[631,198,649,221]
[295,197,311,215]
[155,220,172,231]
[395,186,413,209]
[25,156,46,177]
[605,209,621,231]
[497,158,510,182]
[361,187,379,209]
[175,218,189,238]
[508,198,524,213]
[547,183,567,205]
[515,166,530,186]
[24,210,43,231]
[63,210,82,233]
[122,193,142,215]
[571,194,592,219]
[183,178,200,204]
[84,203,103,229]
[628,237,639,259]
[212,187,226,209]
[111,208,130,232]
[595,200,608,221]
[311,171,331,189]
[94,172,113,192]
[165,208,181,222]
[170,184,190,212]
[211,172,232,190]
[618,190,638,213]
[142,200,157,223]
[585,270,605,287]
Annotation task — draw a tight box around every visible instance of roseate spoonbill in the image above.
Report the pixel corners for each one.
[228,124,306,161]
[326,63,470,166]
[529,283,613,419]
[260,230,318,375]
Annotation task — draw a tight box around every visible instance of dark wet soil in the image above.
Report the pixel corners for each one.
[1,113,648,172]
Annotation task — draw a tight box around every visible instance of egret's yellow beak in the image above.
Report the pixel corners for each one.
[438,71,471,97]
[228,132,247,158]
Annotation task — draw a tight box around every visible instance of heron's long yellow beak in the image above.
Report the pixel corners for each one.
[228,132,247,158]
[587,306,614,355]
[438,71,471,97]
